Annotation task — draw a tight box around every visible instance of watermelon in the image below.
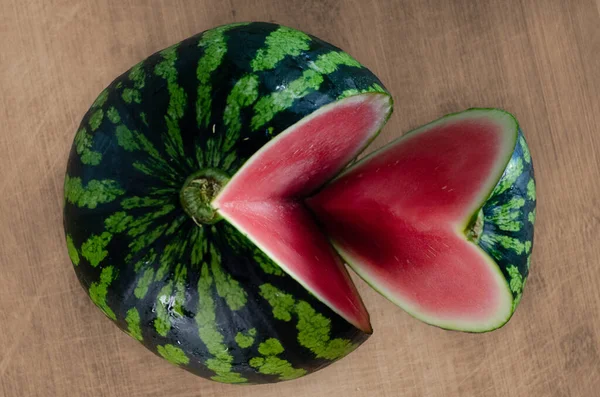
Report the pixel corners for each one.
[307,109,536,332]
[63,22,393,384]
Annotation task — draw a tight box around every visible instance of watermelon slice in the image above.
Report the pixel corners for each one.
[213,94,391,332]
[307,109,536,332]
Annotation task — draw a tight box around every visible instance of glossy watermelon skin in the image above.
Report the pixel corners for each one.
[64,22,389,384]
[477,128,536,313]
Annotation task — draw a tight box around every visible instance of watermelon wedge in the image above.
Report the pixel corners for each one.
[307,109,536,332]
[213,94,391,332]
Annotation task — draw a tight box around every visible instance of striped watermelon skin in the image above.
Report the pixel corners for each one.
[477,128,536,313]
[64,22,390,384]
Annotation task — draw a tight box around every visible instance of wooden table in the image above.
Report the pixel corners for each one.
[1,1,599,396]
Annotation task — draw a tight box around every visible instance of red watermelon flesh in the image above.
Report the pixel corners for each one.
[307,110,518,332]
[214,94,392,333]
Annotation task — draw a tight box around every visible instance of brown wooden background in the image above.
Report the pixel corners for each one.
[1,0,599,396]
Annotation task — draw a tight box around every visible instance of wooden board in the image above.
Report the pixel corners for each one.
[1,0,599,396]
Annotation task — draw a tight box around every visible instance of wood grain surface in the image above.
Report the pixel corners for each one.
[1,0,599,396]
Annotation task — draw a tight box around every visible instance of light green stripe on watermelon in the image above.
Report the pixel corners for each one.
[157,344,189,366]
[64,176,125,209]
[205,137,223,168]
[150,187,178,196]
[249,356,307,381]
[172,264,187,316]
[81,232,112,268]
[165,214,187,236]
[122,88,141,104]
[251,51,363,130]
[121,196,170,209]
[66,235,80,266]
[106,107,121,124]
[92,89,108,108]
[196,264,247,384]
[209,243,247,311]
[88,109,104,131]
[257,338,284,355]
[235,328,256,348]
[196,22,250,129]
[134,268,154,299]
[493,158,524,196]
[196,28,229,128]
[74,127,102,165]
[296,301,357,360]
[132,132,162,159]
[252,249,284,276]
[126,205,176,238]
[222,74,259,151]
[89,266,116,320]
[520,135,531,164]
[249,338,307,381]
[106,102,180,182]
[512,284,524,311]
[132,163,176,187]
[134,141,180,182]
[221,152,237,171]
[115,125,140,151]
[127,223,169,261]
[154,281,173,336]
[528,209,536,224]
[494,236,527,255]
[313,51,362,73]
[480,233,530,256]
[155,235,188,280]
[154,263,188,336]
[251,26,311,72]
[527,178,536,201]
[191,227,207,266]
[507,265,524,294]
[339,83,387,99]
[259,284,357,360]
[155,45,187,162]
[104,211,133,234]
[259,284,295,321]
[125,308,143,341]
[195,141,206,169]
[133,249,156,273]
[485,197,525,232]
[129,62,146,89]
[121,60,145,104]
[507,265,524,310]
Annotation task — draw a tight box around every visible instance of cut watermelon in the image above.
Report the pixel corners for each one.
[214,94,391,332]
[307,109,536,332]
[63,22,393,384]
